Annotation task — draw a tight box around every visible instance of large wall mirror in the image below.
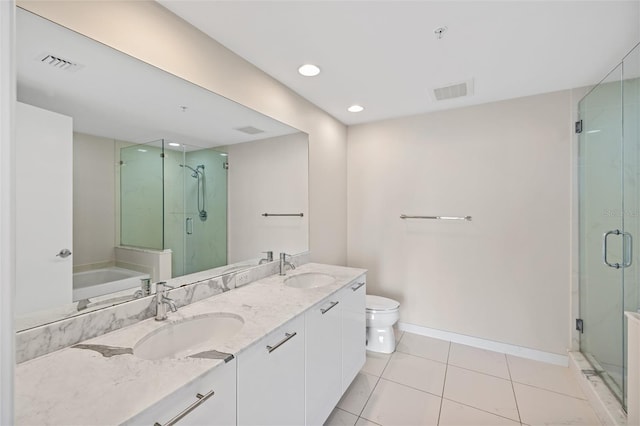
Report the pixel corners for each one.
[15,8,309,331]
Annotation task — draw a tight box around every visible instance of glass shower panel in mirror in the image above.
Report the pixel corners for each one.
[120,141,164,250]
[119,139,228,278]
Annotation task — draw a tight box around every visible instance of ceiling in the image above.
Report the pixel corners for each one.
[16,8,299,148]
[158,0,640,125]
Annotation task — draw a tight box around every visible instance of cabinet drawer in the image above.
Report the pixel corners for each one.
[123,358,236,426]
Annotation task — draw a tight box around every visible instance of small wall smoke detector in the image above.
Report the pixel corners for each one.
[431,79,474,101]
[235,126,265,135]
[37,53,83,72]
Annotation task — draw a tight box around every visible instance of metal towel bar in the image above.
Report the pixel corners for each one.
[262,213,304,217]
[400,215,472,221]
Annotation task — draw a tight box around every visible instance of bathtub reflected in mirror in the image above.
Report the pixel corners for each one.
[73,267,150,301]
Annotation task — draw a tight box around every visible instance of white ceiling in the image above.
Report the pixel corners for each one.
[159,0,640,125]
[16,8,299,148]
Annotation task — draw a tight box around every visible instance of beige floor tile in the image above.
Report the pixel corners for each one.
[395,332,450,363]
[355,418,381,426]
[448,343,510,379]
[324,408,358,426]
[337,372,379,416]
[360,378,441,426]
[507,355,586,399]
[439,399,520,425]
[381,351,447,396]
[514,383,601,426]
[443,365,520,421]
[362,351,391,377]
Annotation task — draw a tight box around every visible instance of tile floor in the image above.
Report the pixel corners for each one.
[325,331,601,426]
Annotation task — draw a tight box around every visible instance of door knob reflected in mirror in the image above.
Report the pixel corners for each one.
[56,249,72,258]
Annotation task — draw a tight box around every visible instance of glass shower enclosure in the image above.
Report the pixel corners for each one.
[579,42,640,409]
[120,139,228,277]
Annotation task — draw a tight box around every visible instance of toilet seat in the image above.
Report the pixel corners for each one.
[366,295,400,312]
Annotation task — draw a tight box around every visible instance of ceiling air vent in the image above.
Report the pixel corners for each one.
[432,80,474,101]
[235,126,264,135]
[38,53,82,72]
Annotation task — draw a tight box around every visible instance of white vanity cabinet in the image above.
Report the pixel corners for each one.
[340,277,367,392]
[305,297,343,425]
[237,314,306,426]
[304,274,367,425]
[124,357,236,426]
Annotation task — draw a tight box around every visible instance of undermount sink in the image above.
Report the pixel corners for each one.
[134,313,244,360]
[284,272,336,289]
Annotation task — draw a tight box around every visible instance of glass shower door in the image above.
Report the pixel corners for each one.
[162,142,229,277]
[183,148,228,275]
[622,43,640,409]
[578,62,629,406]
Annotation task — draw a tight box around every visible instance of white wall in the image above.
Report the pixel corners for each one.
[17,0,348,267]
[0,1,15,422]
[227,133,309,262]
[347,90,572,355]
[73,132,115,267]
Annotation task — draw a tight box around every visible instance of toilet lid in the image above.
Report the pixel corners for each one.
[366,295,400,311]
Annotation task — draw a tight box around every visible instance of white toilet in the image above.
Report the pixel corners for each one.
[366,295,400,353]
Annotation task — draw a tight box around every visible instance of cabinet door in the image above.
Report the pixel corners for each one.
[124,358,236,426]
[237,315,305,426]
[341,277,367,392]
[306,297,342,425]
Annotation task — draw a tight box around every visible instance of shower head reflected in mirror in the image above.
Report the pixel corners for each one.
[179,164,207,221]
[179,164,204,179]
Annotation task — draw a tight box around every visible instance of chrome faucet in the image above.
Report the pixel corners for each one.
[279,253,295,276]
[259,251,274,264]
[155,281,177,321]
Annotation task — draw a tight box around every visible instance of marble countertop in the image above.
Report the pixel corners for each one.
[15,263,366,426]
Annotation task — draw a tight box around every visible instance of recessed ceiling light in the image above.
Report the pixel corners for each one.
[347,105,364,113]
[298,64,321,77]
[137,149,147,152]
[220,153,229,157]
[168,142,181,147]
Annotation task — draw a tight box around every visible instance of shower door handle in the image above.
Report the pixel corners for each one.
[186,217,193,235]
[603,229,623,269]
[603,230,633,269]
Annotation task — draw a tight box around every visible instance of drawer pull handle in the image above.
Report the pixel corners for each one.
[154,390,215,426]
[321,301,339,314]
[266,332,297,353]
[351,282,365,292]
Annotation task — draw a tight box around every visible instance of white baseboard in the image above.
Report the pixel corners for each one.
[398,322,569,367]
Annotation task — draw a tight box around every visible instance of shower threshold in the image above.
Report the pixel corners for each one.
[569,351,627,425]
